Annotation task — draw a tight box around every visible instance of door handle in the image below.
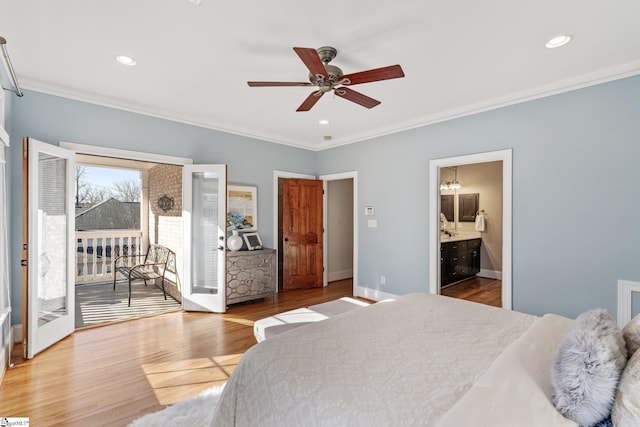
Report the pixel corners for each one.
[284,237,289,242]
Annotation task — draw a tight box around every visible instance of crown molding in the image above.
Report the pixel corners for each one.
[19,59,640,152]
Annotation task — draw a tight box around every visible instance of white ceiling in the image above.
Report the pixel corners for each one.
[1,0,639,151]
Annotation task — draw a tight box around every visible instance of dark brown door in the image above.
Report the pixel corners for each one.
[282,178,323,289]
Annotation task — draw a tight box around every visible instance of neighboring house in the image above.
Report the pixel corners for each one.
[75,198,140,231]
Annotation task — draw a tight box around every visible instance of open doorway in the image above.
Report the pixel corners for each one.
[429,149,512,310]
[438,162,503,307]
[73,158,183,328]
[324,176,355,293]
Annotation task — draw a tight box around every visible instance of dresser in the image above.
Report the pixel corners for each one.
[226,248,277,305]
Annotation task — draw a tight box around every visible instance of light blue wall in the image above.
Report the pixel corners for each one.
[317,74,640,318]
[6,76,640,325]
[7,90,315,324]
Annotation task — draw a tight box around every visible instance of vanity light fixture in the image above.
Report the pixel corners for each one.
[116,55,137,66]
[440,180,462,191]
[545,35,572,49]
[440,167,462,191]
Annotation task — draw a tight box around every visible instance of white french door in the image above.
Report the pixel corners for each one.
[23,138,75,358]
[182,164,227,312]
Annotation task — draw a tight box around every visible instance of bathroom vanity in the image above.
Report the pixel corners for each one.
[440,234,481,287]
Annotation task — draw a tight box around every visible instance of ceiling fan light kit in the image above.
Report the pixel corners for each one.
[247,46,405,111]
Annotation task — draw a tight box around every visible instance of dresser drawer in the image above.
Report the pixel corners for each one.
[468,238,481,249]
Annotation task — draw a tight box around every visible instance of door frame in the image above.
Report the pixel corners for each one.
[318,171,358,297]
[428,149,512,310]
[59,142,193,308]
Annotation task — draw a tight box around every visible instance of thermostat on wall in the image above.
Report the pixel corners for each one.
[365,206,375,216]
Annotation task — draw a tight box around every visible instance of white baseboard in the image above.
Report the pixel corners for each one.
[1,308,12,384]
[478,269,502,280]
[328,269,353,282]
[0,346,6,384]
[356,286,398,302]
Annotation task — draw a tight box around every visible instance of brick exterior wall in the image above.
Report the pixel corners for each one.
[148,164,183,301]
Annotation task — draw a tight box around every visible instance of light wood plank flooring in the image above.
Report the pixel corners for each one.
[0,278,499,426]
[440,276,502,307]
[0,280,357,427]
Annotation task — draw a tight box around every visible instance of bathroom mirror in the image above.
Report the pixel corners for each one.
[440,195,454,221]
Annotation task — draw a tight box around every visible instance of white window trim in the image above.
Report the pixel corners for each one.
[59,142,193,166]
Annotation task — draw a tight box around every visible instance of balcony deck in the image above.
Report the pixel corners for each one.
[75,280,181,329]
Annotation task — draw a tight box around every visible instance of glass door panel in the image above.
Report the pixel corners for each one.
[182,165,226,312]
[25,138,75,358]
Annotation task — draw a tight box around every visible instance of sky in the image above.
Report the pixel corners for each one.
[81,165,140,190]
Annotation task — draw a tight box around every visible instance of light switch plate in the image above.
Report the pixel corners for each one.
[367,219,377,228]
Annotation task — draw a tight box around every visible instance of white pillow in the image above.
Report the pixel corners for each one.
[437,314,578,427]
[622,313,640,357]
[551,309,627,426]
[611,349,640,427]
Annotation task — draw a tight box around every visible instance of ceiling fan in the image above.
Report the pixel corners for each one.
[247,46,405,112]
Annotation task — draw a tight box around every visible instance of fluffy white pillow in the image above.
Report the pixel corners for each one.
[611,349,640,427]
[622,313,640,357]
[551,309,627,426]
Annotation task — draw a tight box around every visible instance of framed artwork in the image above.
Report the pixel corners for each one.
[242,232,263,251]
[227,185,257,231]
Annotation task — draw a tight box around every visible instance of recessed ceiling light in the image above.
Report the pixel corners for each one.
[323,136,332,141]
[318,119,330,125]
[116,55,137,66]
[545,35,572,49]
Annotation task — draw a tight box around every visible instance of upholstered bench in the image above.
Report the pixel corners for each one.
[254,297,370,342]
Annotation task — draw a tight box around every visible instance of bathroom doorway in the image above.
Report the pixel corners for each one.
[428,149,513,310]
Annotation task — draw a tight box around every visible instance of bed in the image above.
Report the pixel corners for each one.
[210,293,637,427]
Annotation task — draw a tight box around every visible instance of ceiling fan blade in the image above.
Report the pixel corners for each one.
[296,91,324,112]
[335,87,381,109]
[341,64,405,86]
[248,81,312,87]
[293,47,328,79]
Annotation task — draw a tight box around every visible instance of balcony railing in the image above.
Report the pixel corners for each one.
[76,230,143,285]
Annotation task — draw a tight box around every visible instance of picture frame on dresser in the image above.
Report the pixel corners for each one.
[243,232,263,250]
[228,184,257,231]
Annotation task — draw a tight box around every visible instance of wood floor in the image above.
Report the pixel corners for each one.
[440,276,502,307]
[0,277,499,426]
[0,280,358,426]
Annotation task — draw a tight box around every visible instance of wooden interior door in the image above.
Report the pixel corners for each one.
[282,178,323,289]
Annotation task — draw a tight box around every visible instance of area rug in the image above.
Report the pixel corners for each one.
[128,384,225,427]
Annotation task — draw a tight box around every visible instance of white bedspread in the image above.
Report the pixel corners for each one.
[211,293,536,427]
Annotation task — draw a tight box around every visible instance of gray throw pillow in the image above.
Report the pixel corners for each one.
[551,309,627,426]
[622,313,640,357]
[611,349,640,427]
